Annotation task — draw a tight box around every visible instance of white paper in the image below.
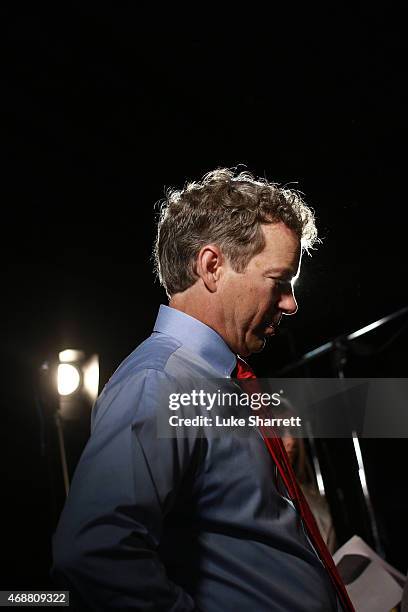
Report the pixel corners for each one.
[333,535,405,612]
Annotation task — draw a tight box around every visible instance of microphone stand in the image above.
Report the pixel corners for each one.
[273,305,408,555]
[274,305,408,377]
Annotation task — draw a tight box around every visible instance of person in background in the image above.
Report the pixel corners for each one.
[272,397,337,554]
[282,431,337,554]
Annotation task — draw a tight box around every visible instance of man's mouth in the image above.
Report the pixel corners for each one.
[267,314,282,328]
[258,315,282,337]
[264,323,277,336]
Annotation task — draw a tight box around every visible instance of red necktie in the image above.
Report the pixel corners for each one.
[235,356,355,612]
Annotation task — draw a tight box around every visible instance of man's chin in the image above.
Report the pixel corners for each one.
[243,334,267,356]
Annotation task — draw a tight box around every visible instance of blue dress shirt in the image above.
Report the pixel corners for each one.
[52,305,341,611]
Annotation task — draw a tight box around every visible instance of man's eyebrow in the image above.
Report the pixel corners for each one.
[265,267,297,278]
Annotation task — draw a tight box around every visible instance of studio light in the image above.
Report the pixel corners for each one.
[38,347,100,499]
[56,349,99,401]
[56,349,100,420]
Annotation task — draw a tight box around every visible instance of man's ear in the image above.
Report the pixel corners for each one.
[195,244,223,292]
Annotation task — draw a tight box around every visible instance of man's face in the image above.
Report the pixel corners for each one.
[218,222,301,356]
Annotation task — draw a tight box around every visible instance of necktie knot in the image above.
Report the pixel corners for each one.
[233,355,257,379]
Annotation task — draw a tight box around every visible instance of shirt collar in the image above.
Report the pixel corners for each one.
[153,304,236,377]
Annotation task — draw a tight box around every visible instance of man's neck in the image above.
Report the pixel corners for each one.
[169,290,229,349]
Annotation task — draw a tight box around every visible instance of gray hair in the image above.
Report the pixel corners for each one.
[154,168,318,297]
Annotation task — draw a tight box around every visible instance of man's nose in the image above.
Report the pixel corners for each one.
[280,287,298,315]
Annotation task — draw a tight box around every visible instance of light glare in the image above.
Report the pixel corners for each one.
[58,363,81,396]
[59,349,85,363]
[83,355,99,402]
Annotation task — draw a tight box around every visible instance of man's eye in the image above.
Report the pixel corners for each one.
[269,277,289,286]
[268,277,294,291]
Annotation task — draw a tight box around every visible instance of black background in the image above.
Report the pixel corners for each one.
[2,5,408,589]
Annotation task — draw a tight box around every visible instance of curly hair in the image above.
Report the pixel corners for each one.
[154,168,318,297]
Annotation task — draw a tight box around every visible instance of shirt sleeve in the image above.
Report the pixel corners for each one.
[51,368,201,611]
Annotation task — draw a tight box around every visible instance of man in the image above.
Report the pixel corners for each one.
[52,168,350,610]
